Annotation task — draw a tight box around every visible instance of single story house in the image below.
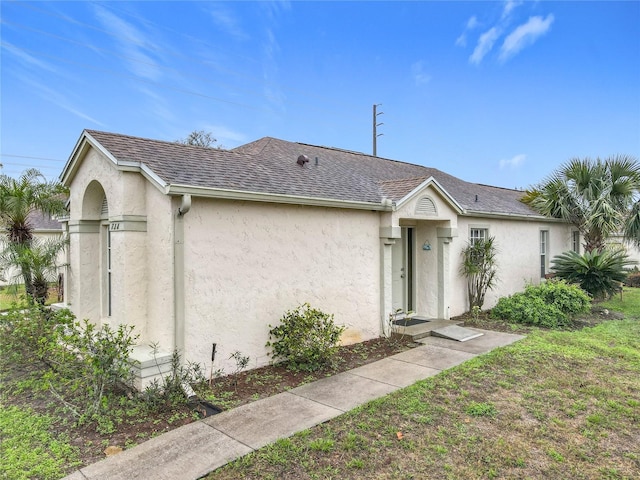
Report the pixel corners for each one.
[59,129,578,386]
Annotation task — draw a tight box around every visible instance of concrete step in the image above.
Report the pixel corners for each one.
[392,318,464,341]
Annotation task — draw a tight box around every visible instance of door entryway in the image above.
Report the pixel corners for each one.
[391,227,414,313]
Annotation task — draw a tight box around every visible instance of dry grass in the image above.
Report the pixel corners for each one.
[207,314,640,479]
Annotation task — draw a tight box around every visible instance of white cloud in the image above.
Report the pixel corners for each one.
[92,5,163,81]
[499,154,526,169]
[2,42,60,74]
[502,1,522,20]
[455,16,480,47]
[455,34,467,47]
[262,28,286,111]
[500,14,554,62]
[207,4,249,40]
[19,75,105,126]
[470,27,500,65]
[411,61,431,86]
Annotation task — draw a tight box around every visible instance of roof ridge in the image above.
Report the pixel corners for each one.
[85,129,231,152]
[291,140,433,170]
[378,175,431,185]
[474,183,526,193]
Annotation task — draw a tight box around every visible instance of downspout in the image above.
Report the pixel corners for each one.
[174,194,191,360]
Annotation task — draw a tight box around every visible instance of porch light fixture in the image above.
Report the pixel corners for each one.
[422,240,432,251]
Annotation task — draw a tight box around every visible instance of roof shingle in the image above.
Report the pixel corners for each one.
[82,130,540,217]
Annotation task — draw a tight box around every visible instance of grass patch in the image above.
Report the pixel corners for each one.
[601,287,640,318]
[0,405,80,480]
[0,283,58,310]
[207,307,640,479]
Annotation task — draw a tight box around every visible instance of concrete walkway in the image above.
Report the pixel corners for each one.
[63,328,524,480]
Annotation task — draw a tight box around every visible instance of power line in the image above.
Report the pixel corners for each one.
[0,154,65,162]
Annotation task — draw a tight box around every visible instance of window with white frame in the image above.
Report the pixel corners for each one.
[106,226,112,316]
[540,230,549,278]
[469,228,488,246]
[572,231,580,253]
[101,195,112,317]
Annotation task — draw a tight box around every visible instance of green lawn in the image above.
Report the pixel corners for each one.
[207,291,640,480]
[0,284,58,310]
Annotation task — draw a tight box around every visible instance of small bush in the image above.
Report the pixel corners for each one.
[0,305,138,421]
[143,348,207,409]
[0,304,74,363]
[266,303,345,372]
[50,318,138,419]
[491,280,591,328]
[524,279,591,316]
[492,293,569,328]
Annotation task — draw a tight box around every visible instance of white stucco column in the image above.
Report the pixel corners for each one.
[67,220,101,324]
[437,227,457,320]
[108,215,147,335]
[380,226,401,336]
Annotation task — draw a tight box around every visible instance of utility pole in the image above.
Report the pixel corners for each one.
[373,104,384,157]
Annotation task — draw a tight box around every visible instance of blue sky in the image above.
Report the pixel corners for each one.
[1,1,639,189]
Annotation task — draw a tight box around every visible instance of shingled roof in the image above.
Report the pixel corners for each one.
[27,211,62,231]
[80,130,541,217]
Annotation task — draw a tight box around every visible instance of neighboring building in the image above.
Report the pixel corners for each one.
[59,130,576,385]
[0,211,64,288]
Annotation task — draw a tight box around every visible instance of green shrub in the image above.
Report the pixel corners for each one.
[551,249,634,299]
[266,303,345,372]
[0,305,138,421]
[524,280,591,316]
[492,293,569,328]
[52,319,138,418]
[143,348,207,410]
[0,304,74,364]
[491,280,591,328]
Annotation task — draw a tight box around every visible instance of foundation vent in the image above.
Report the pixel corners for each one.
[415,196,437,216]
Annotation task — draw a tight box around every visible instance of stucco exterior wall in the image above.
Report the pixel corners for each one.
[609,234,640,266]
[143,190,174,351]
[181,198,382,373]
[451,216,573,315]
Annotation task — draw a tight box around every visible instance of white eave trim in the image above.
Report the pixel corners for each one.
[165,184,393,211]
[394,176,464,214]
[460,209,567,222]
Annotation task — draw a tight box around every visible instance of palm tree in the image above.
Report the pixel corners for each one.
[523,155,640,252]
[0,237,68,304]
[0,169,68,302]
